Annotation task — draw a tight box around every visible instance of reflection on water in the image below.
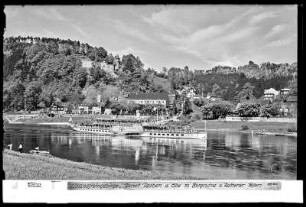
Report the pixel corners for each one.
[3,124,296,179]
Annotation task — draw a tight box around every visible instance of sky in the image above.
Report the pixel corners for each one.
[4,5,297,71]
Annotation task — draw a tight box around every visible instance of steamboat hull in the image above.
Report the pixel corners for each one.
[71,126,113,135]
[141,131,207,139]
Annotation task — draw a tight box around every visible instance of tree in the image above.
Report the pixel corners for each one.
[193,98,206,107]
[237,101,260,117]
[183,98,193,115]
[46,41,58,54]
[121,54,144,74]
[110,102,126,115]
[211,83,221,96]
[235,82,256,103]
[58,43,71,56]
[73,67,87,88]
[24,81,42,111]
[141,105,154,115]
[39,86,55,108]
[82,85,101,106]
[201,101,234,119]
[67,87,85,105]
[96,47,108,60]
[126,102,141,114]
[105,53,114,64]
[260,103,280,117]
[5,81,25,111]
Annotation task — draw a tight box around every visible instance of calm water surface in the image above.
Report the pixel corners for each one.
[3,124,297,179]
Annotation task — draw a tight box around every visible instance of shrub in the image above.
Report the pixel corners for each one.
[241,125,249,130]
[237,101,260,117]
[194,98,205,107]
[260,103,280,117]
[191,113,202,122]
[287,126,297,132]
[201,101,234,119]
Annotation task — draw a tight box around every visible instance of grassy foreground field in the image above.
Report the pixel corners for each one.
[3,150,200,180]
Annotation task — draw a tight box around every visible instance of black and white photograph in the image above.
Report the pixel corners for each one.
[2,4,301,203]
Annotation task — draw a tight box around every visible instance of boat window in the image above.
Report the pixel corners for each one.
[162,134,165,136]
[167,134,169,136]
[150,133,152,135]
[176,134,179,136]
[181,134,184,136]
[158,134,160,135]
[171,134,174,136]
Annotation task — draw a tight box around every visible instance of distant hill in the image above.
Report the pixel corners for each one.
[2,36,166,112]
[2,35,298,113]
[203,61,297,80]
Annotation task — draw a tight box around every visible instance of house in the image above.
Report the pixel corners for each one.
[127,93,169,107]
[104,108,112,115]
[78,104,89,114]
[92,106,102,114]
[168,93,176,107]
[175,86,197,98]
[280,88,290,96]
[264,88,280,101]
[50,102,69,114]
[206,93,222,102]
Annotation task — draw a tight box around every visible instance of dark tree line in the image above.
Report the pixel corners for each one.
[3,37,167,112]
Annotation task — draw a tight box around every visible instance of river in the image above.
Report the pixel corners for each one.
[3,124,297,179]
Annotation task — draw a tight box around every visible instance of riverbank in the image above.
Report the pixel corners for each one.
[191,120,297,137]
[5,115,297,137]
[3,150,201,180]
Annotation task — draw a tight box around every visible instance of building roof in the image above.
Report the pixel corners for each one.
[128,93,169,101]
[256,99,271,106]
[264,88,279,95]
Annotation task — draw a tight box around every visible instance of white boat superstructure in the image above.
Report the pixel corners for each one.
[71,117,144,136]
[141,130,207,139]
[71,116,207,140]
[112,125,144,135]
[71,124,112,135]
